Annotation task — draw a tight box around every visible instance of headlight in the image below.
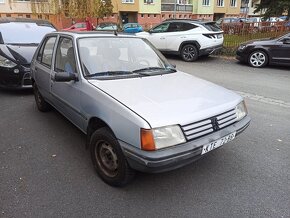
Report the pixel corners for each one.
[238,45,247,50]
[0,55,17,68]
[235,101,248,121]
[141,125,186,151]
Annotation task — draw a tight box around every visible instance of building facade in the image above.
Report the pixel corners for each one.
[0,0,243,29]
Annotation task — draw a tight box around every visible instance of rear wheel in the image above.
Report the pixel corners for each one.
[33,83,51,112]
[90,127,135,187]
[248,50,268,68]
[180,44,198,62]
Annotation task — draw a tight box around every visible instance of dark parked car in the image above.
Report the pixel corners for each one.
[236,33,290,68]
[0,18,56,88]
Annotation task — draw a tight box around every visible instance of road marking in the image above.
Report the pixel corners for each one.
[235,91,290,108]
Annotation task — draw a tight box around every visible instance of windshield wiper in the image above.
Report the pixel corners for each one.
[85,71,134,78]
[132,67,176,75]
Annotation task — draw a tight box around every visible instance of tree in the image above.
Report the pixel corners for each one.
[31,0,113,23]
[254,0,290,20]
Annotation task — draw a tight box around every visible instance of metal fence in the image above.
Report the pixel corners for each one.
[222,21,290,48]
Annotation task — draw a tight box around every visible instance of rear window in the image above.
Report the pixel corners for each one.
[203,23,222,32]
[0,22,56,44]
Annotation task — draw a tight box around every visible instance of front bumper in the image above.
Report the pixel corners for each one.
[0,66,32,89]
[120,115,251,173]
[199,44,223,56]
[236,50,248,63]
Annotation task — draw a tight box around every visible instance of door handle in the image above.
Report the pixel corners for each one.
[160,37,165,40]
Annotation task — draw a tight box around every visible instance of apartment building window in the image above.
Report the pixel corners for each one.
[26,14,31,18]
[6,14,11,17]
[202,0,210,6]
[141,14,144,18]
[122,0,134,3]
[144,0,153,3]
[217,0,224,7]
[230,0,236,7]
[178,0,192,4]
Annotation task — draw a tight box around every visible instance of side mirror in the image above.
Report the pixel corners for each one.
[54,72,78,82]
[282,37,290,44]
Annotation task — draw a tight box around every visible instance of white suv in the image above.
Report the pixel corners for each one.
[136,19,224,62]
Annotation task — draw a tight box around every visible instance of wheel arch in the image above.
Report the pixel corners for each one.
[178,40,201,54]
[86,117,115,149]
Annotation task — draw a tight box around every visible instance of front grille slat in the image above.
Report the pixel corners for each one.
[186,128,214,140]
[183,124,213,136]
[219,118,237,128]
[218,114,237,125]
[182,120,211,131]
[181,108,237,142]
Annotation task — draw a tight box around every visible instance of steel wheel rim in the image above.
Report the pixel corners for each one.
[95,141,118,177]
[250,52,266,67]
[183,46,195,61]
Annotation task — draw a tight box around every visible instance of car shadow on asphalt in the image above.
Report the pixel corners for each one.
[0,88,33,96]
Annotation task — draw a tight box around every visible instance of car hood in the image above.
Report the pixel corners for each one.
[88,71,242,128]
[0,44,38,65]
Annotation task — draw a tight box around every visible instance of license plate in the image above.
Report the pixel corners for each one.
[201,132,236,155]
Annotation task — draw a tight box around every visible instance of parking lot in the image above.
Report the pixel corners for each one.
[1,57,290,217]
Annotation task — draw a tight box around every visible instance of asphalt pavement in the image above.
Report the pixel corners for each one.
[1,56,290,218]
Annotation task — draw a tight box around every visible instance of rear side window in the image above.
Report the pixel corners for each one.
[182,23,198,31]
[37,36,56,68]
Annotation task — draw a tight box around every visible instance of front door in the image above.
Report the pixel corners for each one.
[50,37,84,130]
[271,38,290,64]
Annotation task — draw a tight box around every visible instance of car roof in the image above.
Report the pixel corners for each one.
[50,31,138,38]
[0,17,53,25]
[162,19,214,25]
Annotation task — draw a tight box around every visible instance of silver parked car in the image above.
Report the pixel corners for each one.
[31,31,250,186]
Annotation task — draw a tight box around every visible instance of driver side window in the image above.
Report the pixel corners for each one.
[151,23,170,33]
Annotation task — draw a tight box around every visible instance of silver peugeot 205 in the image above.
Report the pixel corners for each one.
[30,31,250,187]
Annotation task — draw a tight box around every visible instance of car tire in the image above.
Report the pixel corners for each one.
[180,44,198,62]
[33,83,51,112]
[248,50,268,68]
[90,127,135,187]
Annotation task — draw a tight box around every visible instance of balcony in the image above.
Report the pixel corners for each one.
[161,4,193,12]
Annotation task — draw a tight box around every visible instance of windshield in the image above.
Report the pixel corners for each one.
[78,37,173,79]
[0,22,56,44]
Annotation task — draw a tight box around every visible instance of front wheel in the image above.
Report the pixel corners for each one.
[248,50,268,68]
[180,44,198,62]
[90,127,135,187]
